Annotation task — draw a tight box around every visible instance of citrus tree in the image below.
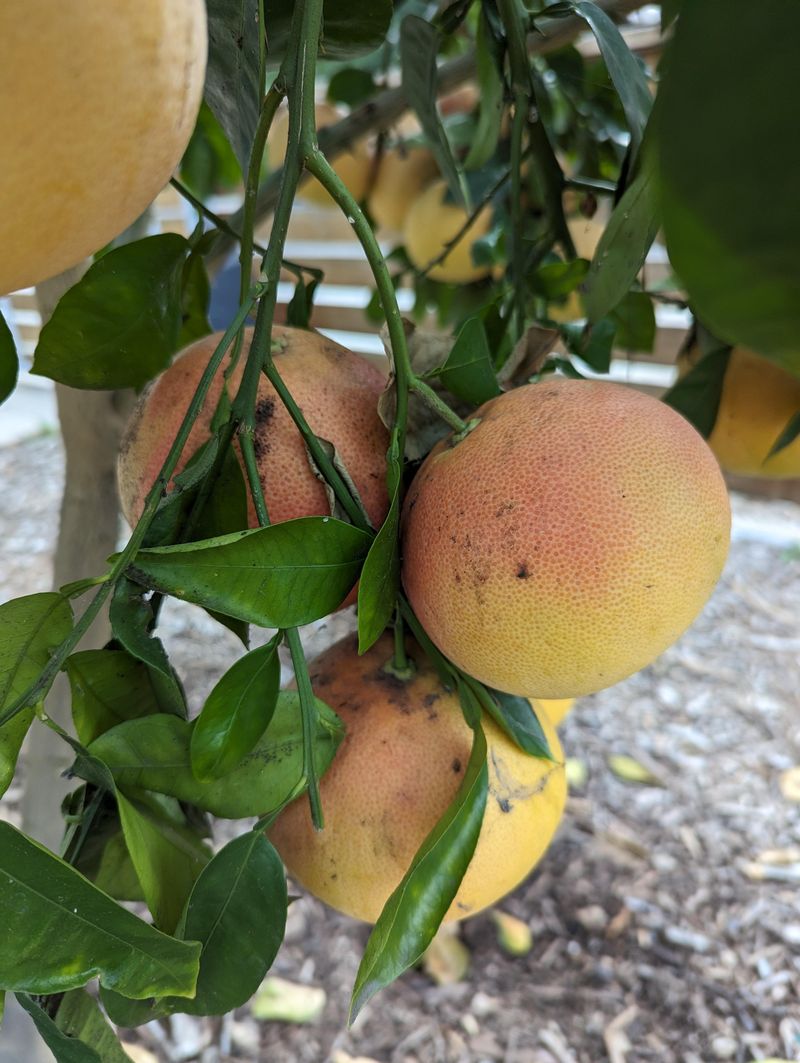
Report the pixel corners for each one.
[1,0,799,1057]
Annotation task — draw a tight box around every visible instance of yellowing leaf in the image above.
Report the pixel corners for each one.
[491,911,532,956]
[421,924,470,984]
[251,977,326,1024]
[608,754,663,786]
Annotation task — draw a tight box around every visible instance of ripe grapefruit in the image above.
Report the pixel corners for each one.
[368,145,439,234]
[267,102,372,207]
[117,326,390,534]
[682,346,800,479]
[269,632,567,923]
[401,379,730,698]
[404,179,493,284]
[536,698,574,726]
[0,0,206,295]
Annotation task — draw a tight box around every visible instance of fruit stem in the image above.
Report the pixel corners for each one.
[304,149,413,479]
[410,377,470,434]
[387,607,415,680]
[226,0,329,831]
[0,292,262,727]
[509,96,527,340]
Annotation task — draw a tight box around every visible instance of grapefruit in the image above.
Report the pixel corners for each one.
[404,179,493,284]
[682,346,800,479]
[267,102,372,207]
[368,145,439,235]
[0,0,206,295]
[536,698,574,726]
[401,379,730,698]
[117,326,390,534]
[269,632,567,923]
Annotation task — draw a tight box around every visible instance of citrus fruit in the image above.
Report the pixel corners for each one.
[404,179,493,284]
[401,378,730,698]
[0,0,206,294]
[269,632,567,923]
[681,346,800,479]
[118,326,390,532]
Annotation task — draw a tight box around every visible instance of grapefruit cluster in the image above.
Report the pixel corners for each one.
[119,322,730,927]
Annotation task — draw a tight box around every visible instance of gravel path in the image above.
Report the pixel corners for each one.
[1,435,799,1063]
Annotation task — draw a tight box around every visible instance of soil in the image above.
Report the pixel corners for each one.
[1,435,799,1063]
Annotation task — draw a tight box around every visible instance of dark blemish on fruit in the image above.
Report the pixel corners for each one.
[496,796,512,813]
[496,501,516,517]
[255,397,275,427]
[452,758,462,774]
[423,693,441,708]
[517,563,530,579]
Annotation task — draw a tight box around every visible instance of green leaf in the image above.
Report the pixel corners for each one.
[436,318,501,406]
[350,723,488,1020]
[64,648,175,745]
[767,409,800,460]
[109,580,187,717]
[55,989,135,1062]
[464,13,504,171]
[125,518,372,629]
[16,995,100,1063]
[0,593,73,796]
[168,832,287,1014]
[536,259,589,299]
[401,15,470,210]
[658,2,800,372]
[562,318,616,373]
[661,346,731,438]
[357,487,400,655]
[0,310,18,407]
[264,0,392,59]
[190,636,281,782]
[327,68,377,108]
[581,159,659,323]
[611,291,656,352]
[204,0,260,177]
[464,678,553,760]
[88,695,343,819]
[286,276,321,330]
[31,235,189,390]
[180,248,213,348]
[0,822,200,997]
[180,101,242,200]
[571,2,652,162]
[116,790,211,934]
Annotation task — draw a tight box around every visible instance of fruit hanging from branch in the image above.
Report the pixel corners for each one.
[0,0,207,295]
[269,632,567,924]
[401,379,731,699]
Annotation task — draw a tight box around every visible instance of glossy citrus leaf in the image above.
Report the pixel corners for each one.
[350,723,488,1020]
[125,518,372,628]
[264,0,392,60]
[661,346,731,438]
[89,695,343,819]
[204,0,260,177]
[0,310,18,407]
[0,593,73,795]
[0,822,200,998]
[358,484,400,655]
[64,648,174,745]
[15,995,100,1063]
[658,1,800,372]
[55,989,135,1062]
[436,317,501,407]
[190,635,281,781]
[166,832,287,1015]
[32,235,189,390]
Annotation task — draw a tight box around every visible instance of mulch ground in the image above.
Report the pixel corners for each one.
[1,435,798,1063]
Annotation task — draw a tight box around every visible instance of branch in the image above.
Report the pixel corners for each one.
[206,0,652,273]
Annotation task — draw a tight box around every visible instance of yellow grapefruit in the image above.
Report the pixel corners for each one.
[401,379,730,698]
[0,0,206,294]
[269,632,567,923]
[404,179,493,284]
